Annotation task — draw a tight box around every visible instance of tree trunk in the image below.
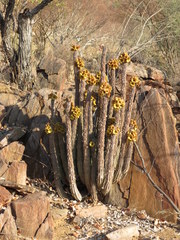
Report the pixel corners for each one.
[18,11,32,90]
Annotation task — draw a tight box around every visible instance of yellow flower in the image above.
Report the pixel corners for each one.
[127,129,137,142]
[45,123,52,134]
[79,69,90,80]
[130,119,138,130]
[70,105,81,120]
[84,90,87,99]
[95,71,101,85]
[107,124,120,136]
[76,58,85,69]
[86,74,97,85]
[112,97,125,111]
[53,122,65,134]
[91,96,97,106]
[98,82,112,98]
[71,45,80,51]
[89,141,95,148]
[129,76,141,88]
[119,52,131,64]
[48,92,57,100]
[108,59,119,70]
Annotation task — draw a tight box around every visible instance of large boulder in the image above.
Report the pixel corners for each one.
[107,87,180,222]
[0,206,17,240]
[11,191,53,239]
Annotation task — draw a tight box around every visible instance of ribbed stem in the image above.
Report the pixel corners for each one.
[58,134,68,181]
[76,80,86,184]
[83,86,93,191]
[97,97,108,189]
[97,46,108,189]
[49,99,66,197]
[102,109,120,195]
[122,141,134,178]
[49,132,67,198]
[89,95,98,202]
[114,87,136,182]
[65,99,82,201]
[116,64,127,151]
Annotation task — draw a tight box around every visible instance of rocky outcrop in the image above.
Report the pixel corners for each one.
[37,50,67,91]
[0,206,17,240]
[107,86,180,222]
[0,60,179,224]
[0,191,53,240]
[11,191,53,239]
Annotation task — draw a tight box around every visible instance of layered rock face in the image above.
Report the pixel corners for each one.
[106,65,180,222]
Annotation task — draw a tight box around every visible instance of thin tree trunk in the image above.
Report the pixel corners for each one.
[18,11,32,90]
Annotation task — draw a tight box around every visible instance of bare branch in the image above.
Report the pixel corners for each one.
[121,0,144,41]
[134,142,180,214]
[29,0,54,18]
[136,8,163,45]
[0,11,4,31]
[3,0,15,34]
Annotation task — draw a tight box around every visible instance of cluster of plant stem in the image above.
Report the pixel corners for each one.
[47,46,141,202]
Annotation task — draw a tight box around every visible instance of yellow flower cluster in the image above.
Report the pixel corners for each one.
[95,71,101,85]
[98,82,112,98]
[127,129,137,142]
[86,74,97,85]
[48,92,57,100]
[107,117,116,126]
[70,104,81,120]
[79,69,89,80]
[76,58,85,69]
[107,124,120,136]
[129,76,141,87]
[71,45,80,51]
[89,141,95,148]
[119,52,131,64]
[130,119,138,130]
[112,97,125,111]
[45,122,52,134]
[108,59,119,70]
[53,122,65,134]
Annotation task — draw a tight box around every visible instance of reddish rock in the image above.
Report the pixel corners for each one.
[35,213,54,240]
[0,186,12,209]
[11,191,51,238]
[76,205,108,219]
[38,50,67,91]
[105,224,139,240]
[107,88,180,222]
[2,161,27,185]
[129,88,180,222]
[0,82,24,107]
[0,104,5,122]
[0,160,8,177]
[0,206,17,240]
[0,142,25,163]
[126,63,164,83]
